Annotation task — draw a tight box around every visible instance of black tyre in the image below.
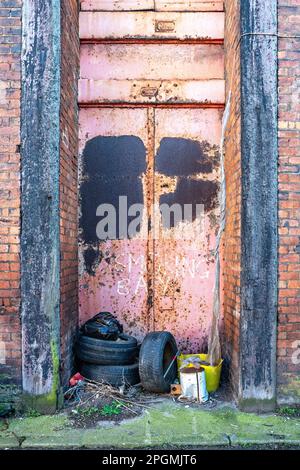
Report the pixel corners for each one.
[139,331,178,393]
[80,362,140,386]
[76,333,138,365]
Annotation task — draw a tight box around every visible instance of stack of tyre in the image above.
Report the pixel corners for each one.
[76,314,140,386]
[76,313,179,392]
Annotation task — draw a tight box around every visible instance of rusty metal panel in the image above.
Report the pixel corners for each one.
[79,107,223,349]
[79,107,154,341]
[155,0,224,11]
[78,7,224,348]
[79,11,224,40]
[80,44,224,81]
[79,78,225,104]
[81,0,155,11]
[152,108,222,352]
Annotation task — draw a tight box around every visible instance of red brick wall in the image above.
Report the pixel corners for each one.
[59,0,80,386]
[0,0,80,391]
[0,0,22,386]
[277,0,300,404]
[222,0,241,399]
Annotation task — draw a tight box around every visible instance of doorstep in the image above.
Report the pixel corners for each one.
[1,399,300,449]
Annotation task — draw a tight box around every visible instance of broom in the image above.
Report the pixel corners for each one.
[207,93,231,366]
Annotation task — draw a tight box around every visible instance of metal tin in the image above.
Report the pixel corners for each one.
[179,366,209,402]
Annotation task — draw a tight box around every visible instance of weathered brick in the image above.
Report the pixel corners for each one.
[277,0,300,404]
[59,1,79,387]
[0,3,21,385]
[223,0,241,401]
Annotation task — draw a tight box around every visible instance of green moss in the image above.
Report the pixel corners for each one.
[0,373,13,382]
[0,403,12,417]
[277,406,300,418]
[48,338,60,405]
[238,397,276,413]
[8,414,69,435]
[20,340,61,414]
[3,401,300,449]
[24,408,42,418]
[279,377,300,403]
[0,380,22,416]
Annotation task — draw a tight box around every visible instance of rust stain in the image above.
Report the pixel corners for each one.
[79,102,225,109]
[145,107,155,332]
[80,39,224,45]
[79,78,225,105]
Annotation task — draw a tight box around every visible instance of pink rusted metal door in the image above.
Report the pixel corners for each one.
[152,108,222,352]
[79,2,224,351]
[79,107,154,339]
[79,107,222,350]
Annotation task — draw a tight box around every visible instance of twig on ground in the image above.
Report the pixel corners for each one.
[66,378,152,411]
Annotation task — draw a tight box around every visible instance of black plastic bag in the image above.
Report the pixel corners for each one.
[81,312,123,341]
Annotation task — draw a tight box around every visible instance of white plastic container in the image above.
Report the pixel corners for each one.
[179,367,209,403]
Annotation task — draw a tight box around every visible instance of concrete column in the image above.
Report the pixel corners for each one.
[239,0,278,411]
[21,0,61,412]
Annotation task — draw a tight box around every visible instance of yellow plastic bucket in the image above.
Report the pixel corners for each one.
[177,353,223,393]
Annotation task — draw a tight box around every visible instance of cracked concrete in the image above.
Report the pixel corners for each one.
[0,400,300,449]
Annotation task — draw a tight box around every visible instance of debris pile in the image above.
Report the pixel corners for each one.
[64,378,155,427]
[68,313,224,422]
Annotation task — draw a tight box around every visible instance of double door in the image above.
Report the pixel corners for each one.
[79,2,224,351]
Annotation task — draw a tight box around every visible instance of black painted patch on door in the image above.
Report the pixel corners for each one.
[156,137,219,227]
[160,178,218,227]
[80,135,147,248]
[155,137,218,176]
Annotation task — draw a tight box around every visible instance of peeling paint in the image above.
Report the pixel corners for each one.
[79,108,222,350]
[80,44,224,82]
[79,11,224,40]
[78,78,225,105]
